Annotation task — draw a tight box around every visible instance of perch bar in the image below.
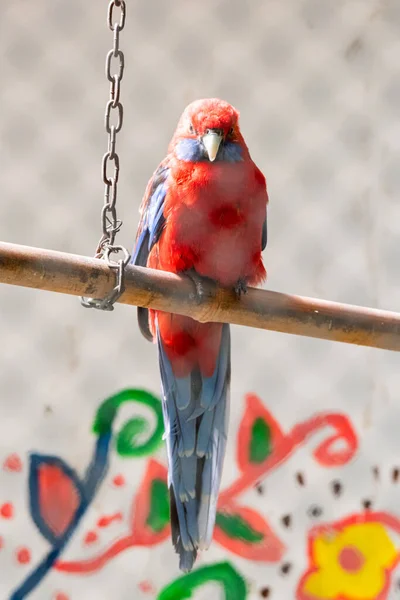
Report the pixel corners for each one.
[0,241,399,351]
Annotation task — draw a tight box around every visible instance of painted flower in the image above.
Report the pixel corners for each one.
[298,520,398,600]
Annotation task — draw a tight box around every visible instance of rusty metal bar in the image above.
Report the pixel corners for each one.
[0,241,399,351]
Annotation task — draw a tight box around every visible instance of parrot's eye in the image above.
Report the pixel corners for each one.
[229,127,234,136]
[189,123,195,134]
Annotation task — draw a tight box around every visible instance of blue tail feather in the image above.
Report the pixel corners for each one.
[175,377,192,410]
[158,342,196,457]
[199,329,230,411]
[180,455,197,500]
[157,322,230,571]
[196,408,215,458]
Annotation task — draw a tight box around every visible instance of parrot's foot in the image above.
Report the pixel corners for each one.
[234,278,248,298]
[185,269,209,304]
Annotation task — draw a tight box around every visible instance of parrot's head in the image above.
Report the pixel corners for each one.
[171,98,247,163]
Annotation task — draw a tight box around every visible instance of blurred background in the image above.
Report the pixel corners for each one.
[0,1,400,599]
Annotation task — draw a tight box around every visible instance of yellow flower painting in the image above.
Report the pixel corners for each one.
[297,514,400,600]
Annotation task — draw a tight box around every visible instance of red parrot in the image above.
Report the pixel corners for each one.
[132,98,268,571]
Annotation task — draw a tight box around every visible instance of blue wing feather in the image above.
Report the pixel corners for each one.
[132,161,169,341]
[132,161,169,266]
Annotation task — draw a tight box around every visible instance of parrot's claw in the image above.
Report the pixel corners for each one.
[234,278,248,298]
[185,269,208,304]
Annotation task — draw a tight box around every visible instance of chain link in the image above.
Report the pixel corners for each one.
[81,0,130,312]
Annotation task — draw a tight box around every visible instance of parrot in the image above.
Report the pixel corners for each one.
[132,98,268,572]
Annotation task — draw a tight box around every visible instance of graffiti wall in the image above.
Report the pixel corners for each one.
[3,388,400,599]
[1,1,400,599]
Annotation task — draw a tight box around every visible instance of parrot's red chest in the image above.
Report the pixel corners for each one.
[151,158,267,288]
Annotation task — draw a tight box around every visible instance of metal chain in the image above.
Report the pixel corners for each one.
[81,0,130,311]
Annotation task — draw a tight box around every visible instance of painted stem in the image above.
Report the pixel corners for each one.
[9,435,111,600]
[10,517,82,600]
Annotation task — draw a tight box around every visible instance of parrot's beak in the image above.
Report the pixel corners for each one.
[202,130,223,162]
